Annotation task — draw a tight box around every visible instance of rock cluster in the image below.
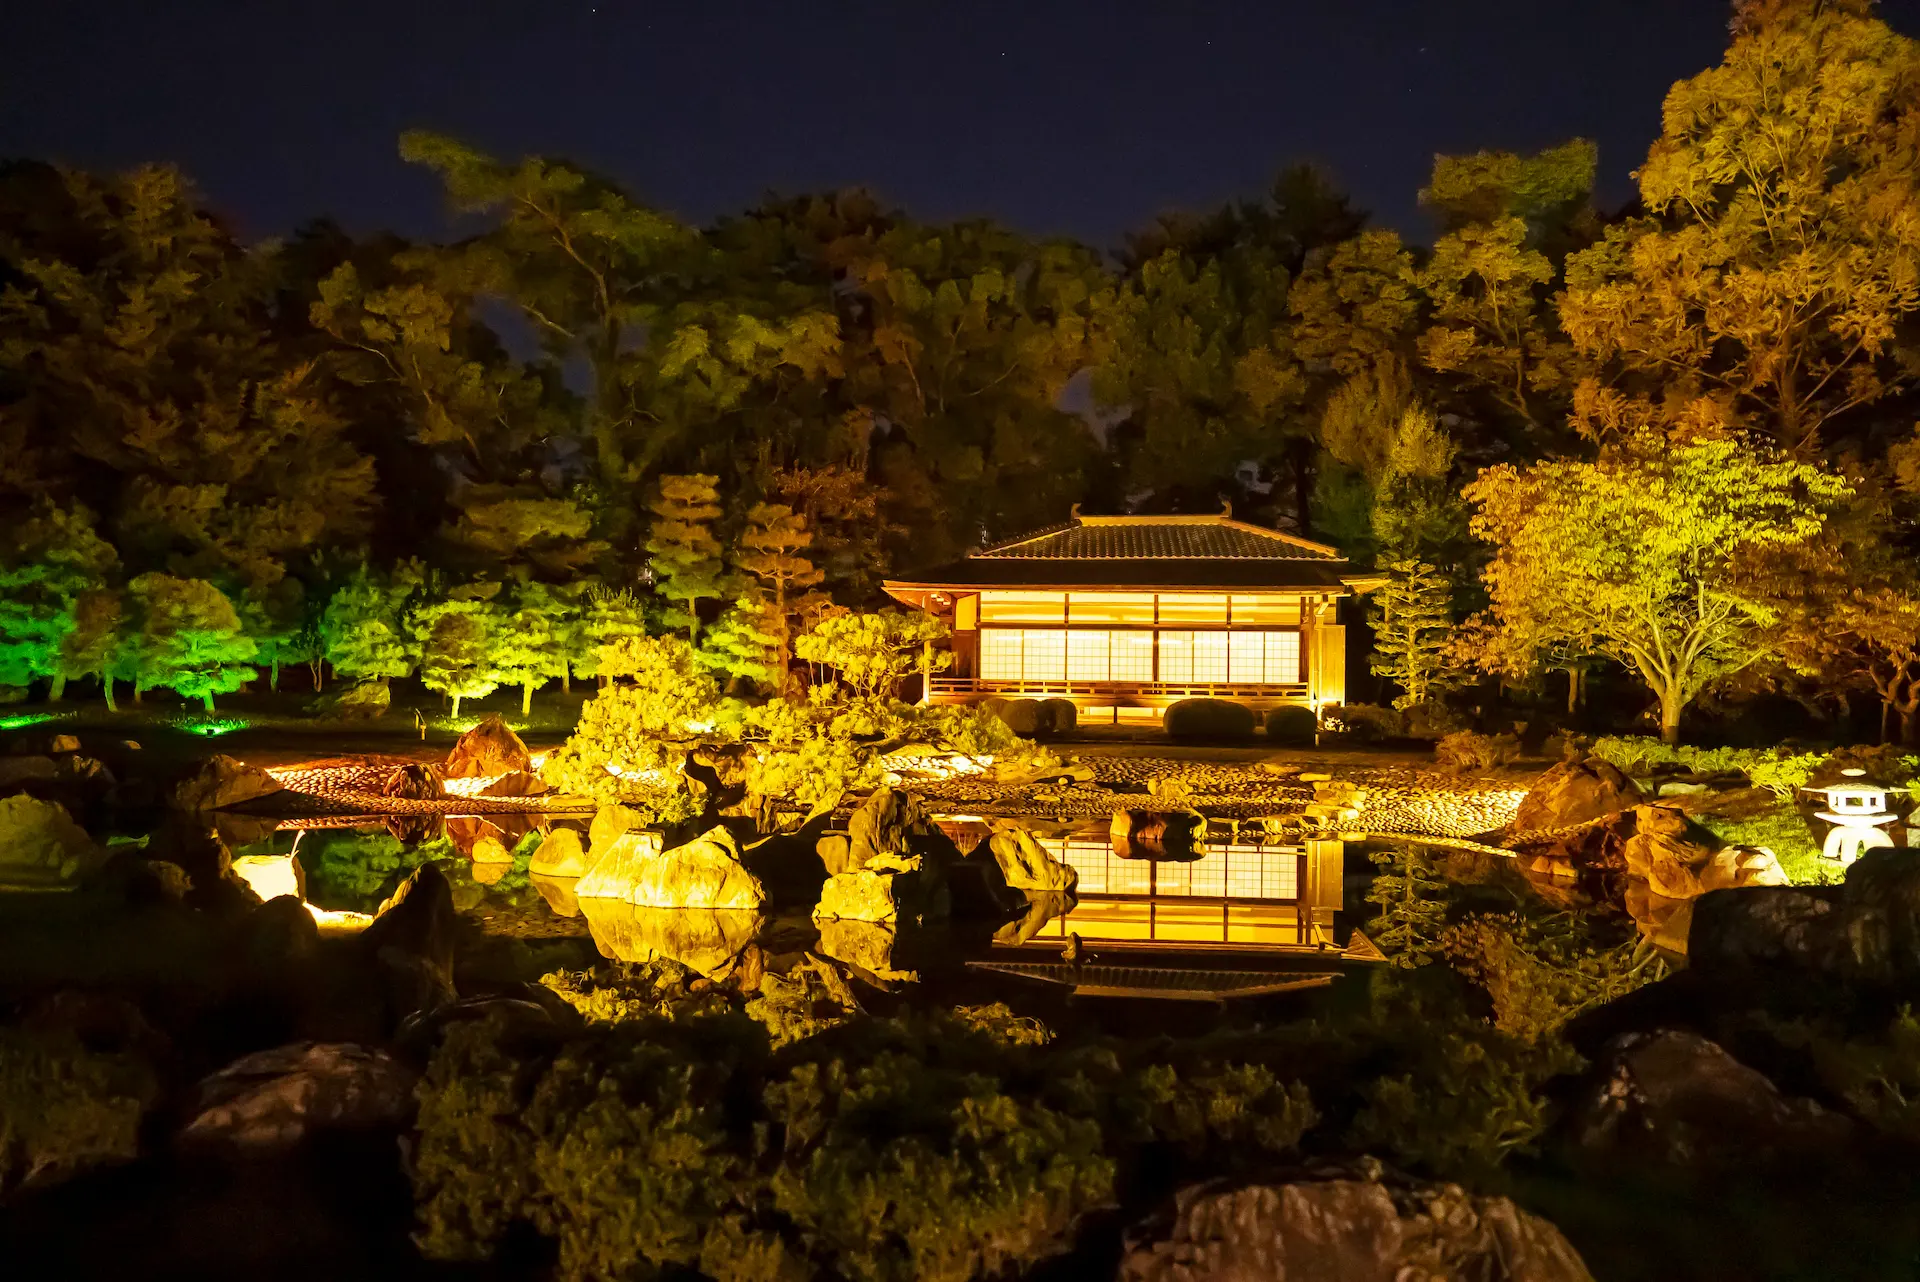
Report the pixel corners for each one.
[1688,847,1920,986]
[0,793,105,889]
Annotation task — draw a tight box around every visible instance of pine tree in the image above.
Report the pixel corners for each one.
[321,562,422,684]
[0,503,119,698]
[492,581,574,715]
[699,592,781,687]
[121,574,258,712]
[734,502,824,693]
[1368,559,1459,711]
[574,586,652,686]
[645,474,725,640]
[409,596,503,719]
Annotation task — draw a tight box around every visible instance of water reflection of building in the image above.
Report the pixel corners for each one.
[972,827,1380,1000]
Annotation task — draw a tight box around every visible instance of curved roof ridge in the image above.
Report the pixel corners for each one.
[973,512,1344,562]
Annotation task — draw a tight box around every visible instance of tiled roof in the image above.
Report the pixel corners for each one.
[977,515,1343,562]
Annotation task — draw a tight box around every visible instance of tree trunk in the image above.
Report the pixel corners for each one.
[1659,685,1683,745]
[101,673,117,713]
[202,691,215,713]
[311,658,325,693]
[48,672,66,702]
[269,658,279,691]
[561,668,571,694]
[451,694,462,719]
[522,683,534,716]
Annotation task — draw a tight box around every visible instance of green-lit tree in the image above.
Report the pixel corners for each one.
[492,581,574,715]
[573,586,652,687]
[321,562,423,684]
[1368,560,1461,710]
[0,503,119,698]
[121,574,258,711]
[646,474,725,639]
[409,596,503,719]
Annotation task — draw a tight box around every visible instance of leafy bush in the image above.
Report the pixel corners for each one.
[1589,735,1825,798]
[1811,1007,1920,1142]
[1334,703,1402,741]
[1265,704,1318,744]
[1433,730,1520,772]
[1348,1029,1572,1180]
[0,1025,157,1197]
[409,997,1317,1282]
[1164,698,1256,739]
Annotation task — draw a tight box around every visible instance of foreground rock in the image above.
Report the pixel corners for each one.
[170,754,283,812]
[1565,1030,1853,1169]
[578,824,766,910]
[0,794,106,889]
[1121,1164,1593,1282]
[814,852,943,924]
[529,826,590,878]
[442,714,531,779]
[177,1042,417,1154]
[1512,757,1644,831]
[1689,847,1920,986]
[358,864,458,1020]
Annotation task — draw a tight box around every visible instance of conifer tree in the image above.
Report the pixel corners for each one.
[645,474,724,640]
[409,596,503,719]
[121,574,258,711]
[1368,559,1460,710]
[699,593,781,687]
[574,587,652,686]
[0,503,119,698]
[492,581,573,715]
[734,502,824,691]
[321,562,422,684]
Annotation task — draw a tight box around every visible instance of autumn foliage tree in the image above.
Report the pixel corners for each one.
[1464,435,1849,743]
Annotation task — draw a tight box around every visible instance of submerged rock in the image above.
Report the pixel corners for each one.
[170,754,283,812]
[578,824,766,911]
[529,826,589,878]
[178,1042,417,1154]
[442,714,531,779]
[1512,757,1644,832]
[0,794,105,889]
[1565,1030,1854,1170]
[579,898,763,977]
[1120,1164,1594,1282]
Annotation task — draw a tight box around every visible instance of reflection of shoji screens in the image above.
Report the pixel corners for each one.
[1049,836,1301,901]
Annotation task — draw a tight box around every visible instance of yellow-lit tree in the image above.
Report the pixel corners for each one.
[645,474,725,640]
[734,502,824,691]
[1464,435,1849,743]
[1560,0,1920,453]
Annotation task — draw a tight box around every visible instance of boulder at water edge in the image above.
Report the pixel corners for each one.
[578,824,766,911]
[378,762,444,800]
[529,826,589,878]
[0,794,105,889]
[1120,1164,1594,1282]
[1512,757,1644,831]
[814,852,938,924]
[170,754,283,812]
[816,917,906,976]
[588,802,645,854]
[178,1042,417,1154]
[442,714,531,779]
[575,828,663,900]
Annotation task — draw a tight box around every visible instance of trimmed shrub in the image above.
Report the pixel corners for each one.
[998,698,1045,736]
[1040,698,1078,734]
[1265,705,1318,744]
[1165,698,1256,740]
[1337,704,1403,742]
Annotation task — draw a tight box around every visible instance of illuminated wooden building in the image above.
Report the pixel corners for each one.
[883,510,1361,721]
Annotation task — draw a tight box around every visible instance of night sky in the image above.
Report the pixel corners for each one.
[8,1,1920,252]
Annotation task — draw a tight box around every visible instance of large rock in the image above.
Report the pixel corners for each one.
[1688,848,1920,985]
[170,754,283,812]
[845,787,929,868]
[442,714,531,779]
[479,770,549,797]
[578,824,765,911]
[177,1042,417,1154]
[1120,1165,1593,1282]
[579,898,763,977]
[358,864,458,1019]
[529,826,590,878]
[229,852,305,905]
[1512,758,1644,832]
[0,794,105,889]
[576,828,664,900]
[588,803,644,855]
[0,755,58,790]
[1564,1030,1854,1169]
[312,679,390,720]
[987,822,1079,894]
